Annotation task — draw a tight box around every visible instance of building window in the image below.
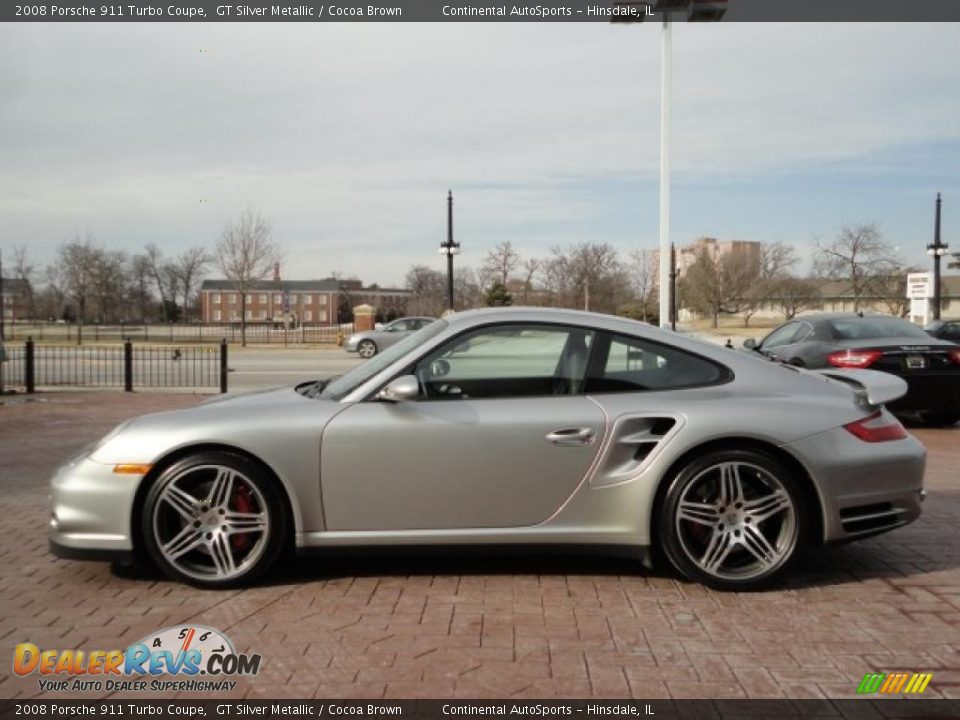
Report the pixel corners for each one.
[212,293,221,304]
[318,310,328,323]
[306,295,314,304]
[213,310,222,321]
[259,294,267,304]
[319,295,328,305]
[228,294,237,304]
[274,293,282,303]
[258,309,267,320]
[304,310,313,322]
[245,294,252,304]
[245,309,252,320]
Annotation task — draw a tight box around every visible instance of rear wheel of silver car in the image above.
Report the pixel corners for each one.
[659,449,806,591]
[357,339,377,358]
[142,452,287,589]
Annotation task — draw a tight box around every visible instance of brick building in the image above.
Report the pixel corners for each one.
[199,274,411,325]
[0,277,29,324]
[677,237,762,275]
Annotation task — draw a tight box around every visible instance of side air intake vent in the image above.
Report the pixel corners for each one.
[591,415,679,487]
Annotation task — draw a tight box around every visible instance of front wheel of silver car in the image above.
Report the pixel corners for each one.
[142,452,287,589]
[658,449,806,591]
[357,339,377,358]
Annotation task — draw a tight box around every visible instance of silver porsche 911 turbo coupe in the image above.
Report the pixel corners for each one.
[50,308,926,591]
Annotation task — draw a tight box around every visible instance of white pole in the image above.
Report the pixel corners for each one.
[658,14,672,328]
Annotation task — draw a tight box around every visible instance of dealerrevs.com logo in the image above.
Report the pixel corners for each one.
[13,625,261,693]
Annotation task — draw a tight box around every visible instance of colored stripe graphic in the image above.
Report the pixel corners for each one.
[857,672,933,694]
[857,673,886,694]
[903,673,933,694]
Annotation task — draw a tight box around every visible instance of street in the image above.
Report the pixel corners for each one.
[0,393,958,700]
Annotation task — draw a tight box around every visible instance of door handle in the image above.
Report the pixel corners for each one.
[545,427,596,447]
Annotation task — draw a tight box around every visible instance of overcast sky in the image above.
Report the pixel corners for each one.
[1,22,958,286]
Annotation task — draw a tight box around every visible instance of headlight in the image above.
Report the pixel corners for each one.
[90,419,134,455]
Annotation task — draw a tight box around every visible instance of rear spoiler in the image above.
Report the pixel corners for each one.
[812,368,908,407]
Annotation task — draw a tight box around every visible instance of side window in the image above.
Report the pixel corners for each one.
[414,325,594,400]
[584,334,728,393]
[793,322,813,343]
[761,323,800,349]
[387,320,409,332]
[944,323,960,341]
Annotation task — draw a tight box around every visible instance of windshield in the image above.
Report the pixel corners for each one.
[320,319,448,401]
[827,317,931,341]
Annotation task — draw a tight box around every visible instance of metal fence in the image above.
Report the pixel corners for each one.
[3,322,352,345]
[0,341,227,394]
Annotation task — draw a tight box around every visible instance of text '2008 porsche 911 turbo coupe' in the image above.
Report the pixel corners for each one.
[50,308,926,591]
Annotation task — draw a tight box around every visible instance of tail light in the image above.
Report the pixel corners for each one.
[844,411,908,443]
[827,350,883,368]
[949,349,960,366]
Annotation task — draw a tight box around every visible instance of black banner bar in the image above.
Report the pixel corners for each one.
[4,0,960,22]
[3,700,960,720]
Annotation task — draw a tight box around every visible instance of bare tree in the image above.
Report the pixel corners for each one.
[144,243,179,322]
[483,241,520,286]
[680,247,759,328]
[90,249,128,323]
[405,264,447,316]
[520,258,540,304]
[11,245,37,320]
[771,276,822,320]
[59,235,101,342]
[40,263,67,321]
[874,263,919,318]
[543,242,630,314]
[215,209,283,346]
[454,267,482,310]
[813,224,900,312]
[740,242,798,327]
[129,255,156,322]
[627,249,658,323]
[172,247,212,322]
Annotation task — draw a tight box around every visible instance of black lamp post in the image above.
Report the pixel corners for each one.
[438,190,461,312]
[927,193,948,321]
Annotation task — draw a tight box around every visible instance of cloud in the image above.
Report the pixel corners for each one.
[0,22,958,283]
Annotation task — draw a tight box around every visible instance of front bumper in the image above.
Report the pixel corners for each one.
[49,456,142,560]
[343,338,360,353]
[785,423,926,543]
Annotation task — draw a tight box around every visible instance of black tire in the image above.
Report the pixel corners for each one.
[658,448,807,592]
[357,339,378,358]
[922,410,960,427]
[141,451,288,589]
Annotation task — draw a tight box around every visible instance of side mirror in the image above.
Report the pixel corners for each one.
[743,338,758,350]
[376,375,419,402]
[430,359,451,378]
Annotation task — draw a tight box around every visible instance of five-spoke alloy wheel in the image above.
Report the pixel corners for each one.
[659,449,805,591]
[357,339,378,359]
[142,452,287,589]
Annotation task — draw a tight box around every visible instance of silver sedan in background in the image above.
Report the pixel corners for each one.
[344,316,436,358]
[50,308,925,591]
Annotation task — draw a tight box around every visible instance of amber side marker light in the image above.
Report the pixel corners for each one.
[113,464,153,475]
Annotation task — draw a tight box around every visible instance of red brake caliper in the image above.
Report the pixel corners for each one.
[231,484,254,552]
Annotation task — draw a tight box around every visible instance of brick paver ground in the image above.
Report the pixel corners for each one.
[0,393,958,700]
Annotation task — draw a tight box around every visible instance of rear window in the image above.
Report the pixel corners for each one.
[827,317,930,340]
[584,333,730,393]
